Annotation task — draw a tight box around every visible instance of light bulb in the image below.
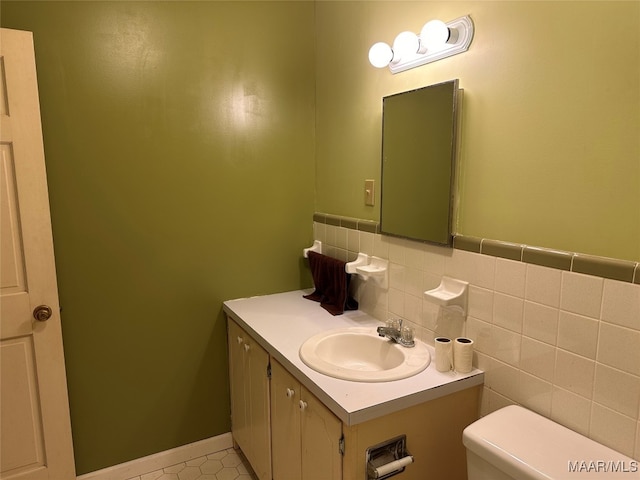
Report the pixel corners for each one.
[368,42,393,68]
[420,20,450,49]
[392,31,420,63]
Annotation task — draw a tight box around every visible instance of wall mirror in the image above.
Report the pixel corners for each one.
[380,79,460,245]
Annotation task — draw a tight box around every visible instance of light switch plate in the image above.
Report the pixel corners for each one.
[365,179,375,206]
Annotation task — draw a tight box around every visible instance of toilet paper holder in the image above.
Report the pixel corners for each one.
[365,434,413,479]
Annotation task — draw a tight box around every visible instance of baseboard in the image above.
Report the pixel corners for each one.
[76,432,233,480]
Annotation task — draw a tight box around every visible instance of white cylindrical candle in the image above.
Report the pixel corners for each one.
[434,337,453,372]
[454,337,474,373]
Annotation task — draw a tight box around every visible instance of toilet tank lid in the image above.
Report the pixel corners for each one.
[463,405,639,480]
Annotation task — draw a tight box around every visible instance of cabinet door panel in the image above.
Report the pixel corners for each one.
[270,359,302,480]
[227,320,271,480]
[228,321,249,452]
[246,337,271,480]
[301,387,342,480]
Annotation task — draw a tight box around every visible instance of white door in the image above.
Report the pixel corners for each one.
[0,28,76,480]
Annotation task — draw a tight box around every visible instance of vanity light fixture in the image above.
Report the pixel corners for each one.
[368,15,474,74]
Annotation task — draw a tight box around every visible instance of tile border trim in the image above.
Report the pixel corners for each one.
[312,212,639,284]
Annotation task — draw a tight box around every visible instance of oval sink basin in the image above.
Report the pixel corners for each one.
[299,327,431,382]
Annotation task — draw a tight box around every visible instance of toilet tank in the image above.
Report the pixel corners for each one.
[463,405,639,480]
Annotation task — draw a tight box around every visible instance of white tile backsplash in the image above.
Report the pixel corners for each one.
[314,224,640,459]
[468,286,494,322]
[487,359,520,400]
[405,267,424,298]
[347,228,359,253]
[492,325,521,367]
[602,279,640,330]
[403,291,422,325]
[465,316,492,355]
[523,301,559,345]
[551,386,592,436]
[359,231,375,256]
[493,293,524,333]
[518,370,553,416]
[590,403,638,457]
[597,322,640,376]
[446,248,496,289]
[335,226,348,250]
[494,258,527,297]
[525,264,562,307]
[557,311,599,359]
[520,336,556,382]
[388,237,406,265]
[424,246,446,275]
[593,363,640,418]
[560,271,604,318]
[554,349,595,399]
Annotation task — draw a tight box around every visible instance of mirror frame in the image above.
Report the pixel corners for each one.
[380,79,460,246]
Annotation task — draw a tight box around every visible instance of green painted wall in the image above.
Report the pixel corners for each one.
[1,1,315,474]
[315,1,639,262]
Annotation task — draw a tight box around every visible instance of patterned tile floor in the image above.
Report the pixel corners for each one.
[126,448,257,480]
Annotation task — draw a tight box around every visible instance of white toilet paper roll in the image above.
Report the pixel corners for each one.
[373,455,414,477]
[434,337,453,372]
[454,337,474,373]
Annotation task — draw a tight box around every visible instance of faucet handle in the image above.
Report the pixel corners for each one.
[386,318,402,330]
[400,325,415,347]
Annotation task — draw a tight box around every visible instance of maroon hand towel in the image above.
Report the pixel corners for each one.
[304,251,358,315]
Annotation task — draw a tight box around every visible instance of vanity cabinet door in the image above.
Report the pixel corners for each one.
[271,359,343,480]
[227,320,271,480]
[300,386,342,480]
[271,359,302,479]
[228,321,249,450]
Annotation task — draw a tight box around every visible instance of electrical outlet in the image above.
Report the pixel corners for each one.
[364,179,375,206]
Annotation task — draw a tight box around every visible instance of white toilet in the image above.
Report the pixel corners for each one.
[463,405,639,480]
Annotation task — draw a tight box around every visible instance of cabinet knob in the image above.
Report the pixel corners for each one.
[286,388,295,398]
[244,343,250,352]
[299,400,308,410]
[236,336,244,344]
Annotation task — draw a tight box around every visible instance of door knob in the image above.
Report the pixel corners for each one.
[33,305,52,322]
[286,388,295,398]
[299,400,308,410]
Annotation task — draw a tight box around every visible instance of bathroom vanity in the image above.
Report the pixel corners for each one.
[223,290,483,480]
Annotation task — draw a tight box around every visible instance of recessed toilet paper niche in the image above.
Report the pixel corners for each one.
[366,435,413,479]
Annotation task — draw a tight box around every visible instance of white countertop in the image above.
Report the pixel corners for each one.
[223,290,484,426]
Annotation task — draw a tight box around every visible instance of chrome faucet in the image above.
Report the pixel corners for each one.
[377,319,415,347]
